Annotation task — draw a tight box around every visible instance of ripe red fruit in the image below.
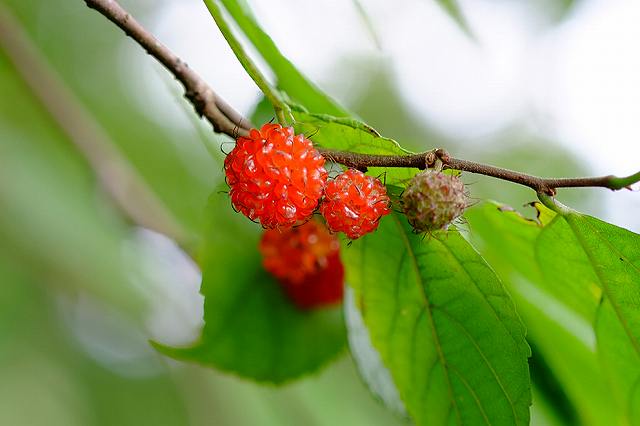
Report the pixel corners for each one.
[320,169,391,239]
[224,123,327,229]
[280,253,343,310]
[259,220,344,310]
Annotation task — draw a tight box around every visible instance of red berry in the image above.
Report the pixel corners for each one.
[320,169,391,239]
[225,123,327,229]
[280,253,344,310]
[259,220,344,310]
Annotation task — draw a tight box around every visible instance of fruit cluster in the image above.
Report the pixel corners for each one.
[225,123,468,310]
[225,123,391,240]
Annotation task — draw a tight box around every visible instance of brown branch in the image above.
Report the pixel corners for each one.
[318,149,428,171]
[84,0,252,138]
[319,148,640,195]
[0,3,192,247]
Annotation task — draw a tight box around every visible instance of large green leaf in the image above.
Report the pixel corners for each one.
[466,202,600,320]
[218,0,346,116]
[466,204,610,425]
[343,213,531,425]
[535,217,601,320]
[596,299,640,422]
[536,202,640,426]
[557,210,640,425]
[559,212,640,348]
[466,201,640,425]
[154,190,346,383]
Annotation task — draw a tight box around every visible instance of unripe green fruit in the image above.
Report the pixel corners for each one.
[402,171,467,232]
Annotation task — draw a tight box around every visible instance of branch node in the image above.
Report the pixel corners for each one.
[424,151,436,169]
[434,148,451,164]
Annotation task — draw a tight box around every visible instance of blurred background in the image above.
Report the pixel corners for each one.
[0,0,638,425]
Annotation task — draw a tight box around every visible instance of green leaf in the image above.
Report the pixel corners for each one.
[219,0,347,116]
[0,48,146,314]
[536,201,640,425]
[344,287,407,417]
[596,299,640,422]
[465,202,600,320]
[466,203,611,424]
[535,216,602,320]
[466,201,640,425]
[343,213,531,425]
[434,0,474,37]
[154,189,346,383]
[291,108,416,185]
[556,210,640,425]
[511,284,611,426]
[351,0,383,50]
[559,212,640,349]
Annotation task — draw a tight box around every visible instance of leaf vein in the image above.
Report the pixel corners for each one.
[433,304,519,424]
[391,213,462,425]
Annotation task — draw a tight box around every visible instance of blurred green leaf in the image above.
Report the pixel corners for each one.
[433,0,473,37]
[511,286,611,426]
[3,0,217,236]
[249,96,277,127]
[351,0,383,50]
[596,299,640,423]
[528,346,579,425]
[344,287,407,418]
[219,0,347,116]
[343,213,531,425]
[0,50,144,313]
[154,188,346,383]
[540,0,581,22]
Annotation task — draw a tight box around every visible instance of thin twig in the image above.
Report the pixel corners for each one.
[84,0,252,137]
[319,148,640,195]
[202,0,292,125]
[0,3,192,247]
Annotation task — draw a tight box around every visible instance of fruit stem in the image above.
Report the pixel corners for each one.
[203,0,293,126]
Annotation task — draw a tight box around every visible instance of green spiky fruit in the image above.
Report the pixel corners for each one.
[402,171,467,232]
